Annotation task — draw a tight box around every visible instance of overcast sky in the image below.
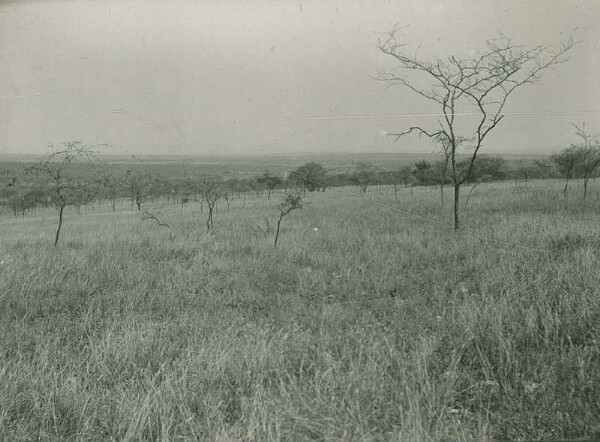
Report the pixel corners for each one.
[1,0,599,156]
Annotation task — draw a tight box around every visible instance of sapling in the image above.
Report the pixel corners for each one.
[274,191,302,248]
[25,141,104,246]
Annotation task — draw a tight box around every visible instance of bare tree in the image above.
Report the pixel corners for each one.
[104,177,121,213]
[571,123,600,199]
[126,171,153,211]
[377,27,577,229]
[257,170,283,200]
[385,169,406,202]
[72,185,99,214]
[274,191,302,248]
[222,190,232,213]
[349,161,376,194]
[432,160,450,206]
[188,178,225,231]
[25,141,104,246]
[515,163,538,183]
[533,159,553,179]
[431,133,453,206]
[552,147,580,198]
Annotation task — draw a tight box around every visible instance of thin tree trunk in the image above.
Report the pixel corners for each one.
[55,204,65,246]
[466,183,479,207]
[207,206,213,230]
[453,183,460,231]
[274,213,284,248]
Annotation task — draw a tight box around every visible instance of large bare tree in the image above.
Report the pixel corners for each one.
[377,27,577,229]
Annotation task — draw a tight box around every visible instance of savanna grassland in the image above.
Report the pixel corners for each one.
[1,171,600,440]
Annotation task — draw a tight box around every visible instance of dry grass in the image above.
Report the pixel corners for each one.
[1,179,599,439]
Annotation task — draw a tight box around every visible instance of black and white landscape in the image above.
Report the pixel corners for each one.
[1,1,600,439]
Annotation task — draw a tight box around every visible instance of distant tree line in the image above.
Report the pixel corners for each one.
[1,145,599,223]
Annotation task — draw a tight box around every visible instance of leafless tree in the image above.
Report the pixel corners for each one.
[515,163,538,183]
[222,190,231,212]
[126,171,153,211]
[349,161,376,194]
[25,141,104,246]
[186,178,225,231]
[432,133,453,206]
[72,185,100,214]
[552,147,580,198]
[204,180,225,230]
[104,178,121,213]
[385,169,407,202]
[533,159,553,179]
[571,122,600,199]
[274,191,302,248]
[377,27,577,229]
[257,170,283,200]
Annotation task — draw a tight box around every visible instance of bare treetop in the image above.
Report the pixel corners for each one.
[572,122,600,149]
[377,27,578,229]
[45,140,102,164]
[24,140,107,246]
[378,27,578,149]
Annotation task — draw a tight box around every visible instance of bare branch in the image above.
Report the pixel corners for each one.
[142,210,171,229]
[387,126,445,142]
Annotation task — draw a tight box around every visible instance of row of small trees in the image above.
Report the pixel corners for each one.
[0,141,310,247]
[3,143,598,223]
[2,122,598,246]
[0,142,311,246]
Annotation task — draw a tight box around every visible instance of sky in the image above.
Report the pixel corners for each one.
[0,0,599,157]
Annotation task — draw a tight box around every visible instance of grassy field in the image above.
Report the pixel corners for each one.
[1,178,600,439]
